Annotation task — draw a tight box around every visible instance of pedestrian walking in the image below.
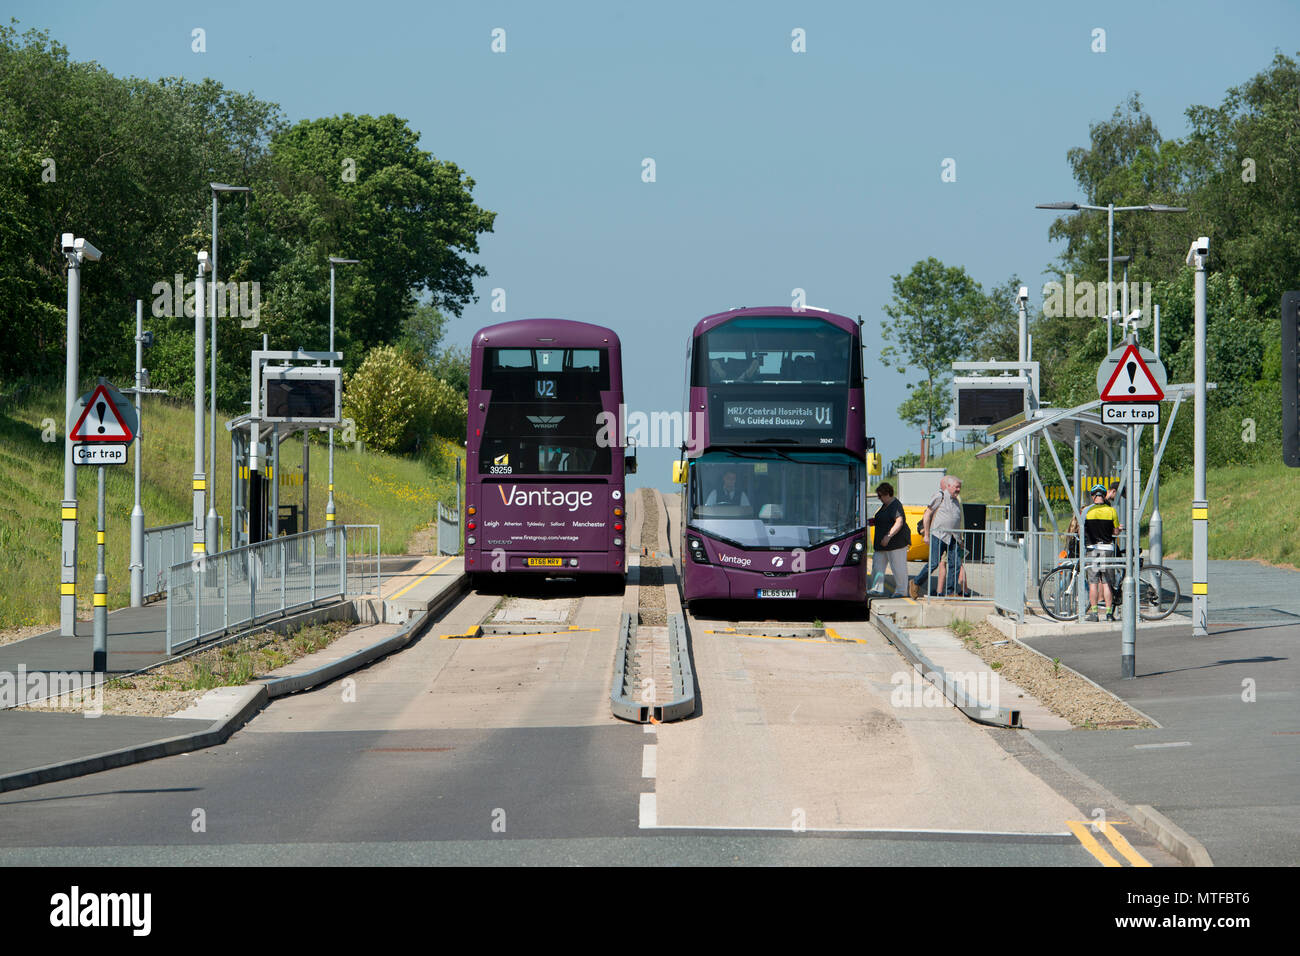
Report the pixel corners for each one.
[869,482,910,596]
[909,475,964,598]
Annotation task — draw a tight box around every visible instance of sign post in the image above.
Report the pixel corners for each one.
[1098,344,1166,678]
[69,380,136,671]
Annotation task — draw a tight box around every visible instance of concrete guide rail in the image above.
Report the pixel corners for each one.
[873,611,1022,728]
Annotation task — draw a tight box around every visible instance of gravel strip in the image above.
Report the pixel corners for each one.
[638,488,667,626]
[954,622,1152,729]
[0,624,52,648]
[17,620,352,718]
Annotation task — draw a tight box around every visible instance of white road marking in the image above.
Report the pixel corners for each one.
[644,722,656,734]
[639,792,657,828]
[635,823,1073,836]
[642,744,657,779]
[1133,741,1192,749]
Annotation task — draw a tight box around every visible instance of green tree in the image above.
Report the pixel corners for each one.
[254,113,496,367]
[429,345,470,397]
[343,345,465,454]
[0,24,283,386]
[1185,52,1300,308]
[880,258,989,435]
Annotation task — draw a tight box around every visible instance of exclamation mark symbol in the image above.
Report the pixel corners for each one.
[96,401,107,433]
[1126,361,1137,394]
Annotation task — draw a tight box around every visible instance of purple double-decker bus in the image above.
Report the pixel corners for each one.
[675,307,868,608]
[465,319,634,589]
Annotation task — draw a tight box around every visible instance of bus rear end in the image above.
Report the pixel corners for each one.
[465,319,630,588]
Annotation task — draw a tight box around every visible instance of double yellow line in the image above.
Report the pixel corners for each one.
[1066,820,1151,867]
[386,556,455,601]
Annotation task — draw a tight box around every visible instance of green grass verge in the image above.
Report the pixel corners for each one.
[920,445,1300,569]
[0,384,463,630]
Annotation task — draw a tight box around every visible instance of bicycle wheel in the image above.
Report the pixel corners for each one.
[1038,565,1080,621]
[1137,565,1180,621]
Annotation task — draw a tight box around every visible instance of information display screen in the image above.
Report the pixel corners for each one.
[262,367,341,423]
[955,385,1026,429]
[710,392,846,445]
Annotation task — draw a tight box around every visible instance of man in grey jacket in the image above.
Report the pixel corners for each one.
[909,475,964,598]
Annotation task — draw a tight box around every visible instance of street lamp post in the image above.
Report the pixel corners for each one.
[60,234,102,637]
[208,183,251,555]
[1036,202,1186,351]
[1098,254,1133,349]
[327,257,359,541]
[194,251,209,561]
[1188,237,1210,637]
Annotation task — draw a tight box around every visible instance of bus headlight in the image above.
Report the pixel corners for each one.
[687,536,709,564]
[848,539,865,565]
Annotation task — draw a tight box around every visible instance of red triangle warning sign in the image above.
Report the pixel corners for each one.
[70,385,135,442]
[1099,344,1165,402]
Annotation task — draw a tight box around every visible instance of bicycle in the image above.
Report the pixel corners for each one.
[1038,550,1180,622]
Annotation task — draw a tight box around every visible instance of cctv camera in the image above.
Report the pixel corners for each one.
[73,237,102,262]
[61,233,76,255]
[1017,286,1029,303]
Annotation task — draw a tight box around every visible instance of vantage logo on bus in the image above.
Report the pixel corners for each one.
[497,485,595,512]
[723,402,833,430]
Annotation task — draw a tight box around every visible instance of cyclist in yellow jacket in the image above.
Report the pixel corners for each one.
[1084,485,1120,622]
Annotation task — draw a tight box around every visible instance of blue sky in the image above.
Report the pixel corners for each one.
[10,0,1296,488]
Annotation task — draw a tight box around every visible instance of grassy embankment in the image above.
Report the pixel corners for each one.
[921,446,1300,568]
[0,385,463,630]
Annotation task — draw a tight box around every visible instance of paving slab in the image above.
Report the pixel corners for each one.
[904,626,1072,731]
[0,556,467,791]
[1017,619,1300,866]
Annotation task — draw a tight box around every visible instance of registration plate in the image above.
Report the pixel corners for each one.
[526,558,564,567]
[756,588,797,599]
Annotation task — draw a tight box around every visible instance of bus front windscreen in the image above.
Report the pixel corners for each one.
[688,451,863,548]
[693,317,854,387]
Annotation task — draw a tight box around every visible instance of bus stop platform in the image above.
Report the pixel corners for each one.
[0,554,466,793]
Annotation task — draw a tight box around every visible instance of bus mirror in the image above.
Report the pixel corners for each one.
[625,452,637,475]
[672,460,687,485]
[866,452,882,475]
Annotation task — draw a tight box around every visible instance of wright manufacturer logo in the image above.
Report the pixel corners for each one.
[525,415,565,430]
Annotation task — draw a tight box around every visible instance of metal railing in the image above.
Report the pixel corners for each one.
[165,524,379,654]
[907,528,1005,600]
[436,502,460,555]
[993,534,1027,623]
[143,522,191,602]
[344,524,381,597]
[907,528,1055,603]
[142,520,222,602]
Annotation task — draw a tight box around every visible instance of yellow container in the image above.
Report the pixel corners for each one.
[903,505,929,562]
[871,501,930,562]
